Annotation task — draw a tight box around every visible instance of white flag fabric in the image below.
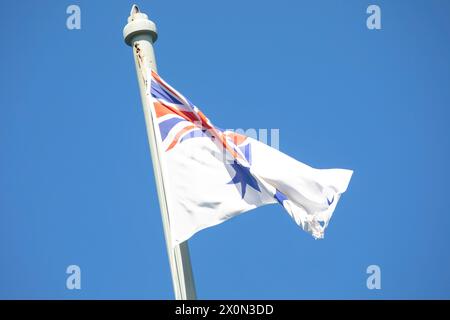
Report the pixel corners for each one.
[145,70,353,246]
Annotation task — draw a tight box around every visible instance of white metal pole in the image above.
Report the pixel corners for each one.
[123,4,196,300]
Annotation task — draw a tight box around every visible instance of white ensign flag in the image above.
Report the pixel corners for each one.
[145,70,353,246]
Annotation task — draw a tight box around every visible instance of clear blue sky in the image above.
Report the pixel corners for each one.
[1,0,449,299]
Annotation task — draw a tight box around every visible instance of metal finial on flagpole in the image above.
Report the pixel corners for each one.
[123,4,197,300]
[130,4,139,15]
[124,5,157,46]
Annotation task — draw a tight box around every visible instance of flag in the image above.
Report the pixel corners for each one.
[144,70,353,246]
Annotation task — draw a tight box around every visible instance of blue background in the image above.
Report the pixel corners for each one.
[1,0,449,299]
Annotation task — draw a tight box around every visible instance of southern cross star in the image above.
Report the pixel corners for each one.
[227,160,261,198]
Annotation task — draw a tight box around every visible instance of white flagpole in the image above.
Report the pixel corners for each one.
[123,4,196,300]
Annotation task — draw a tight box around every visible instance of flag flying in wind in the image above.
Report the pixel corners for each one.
[144,69,353,246]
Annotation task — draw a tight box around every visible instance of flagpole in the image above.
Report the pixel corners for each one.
[123,4,196,300]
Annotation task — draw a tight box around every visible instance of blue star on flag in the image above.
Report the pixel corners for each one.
[227,160,261,198]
